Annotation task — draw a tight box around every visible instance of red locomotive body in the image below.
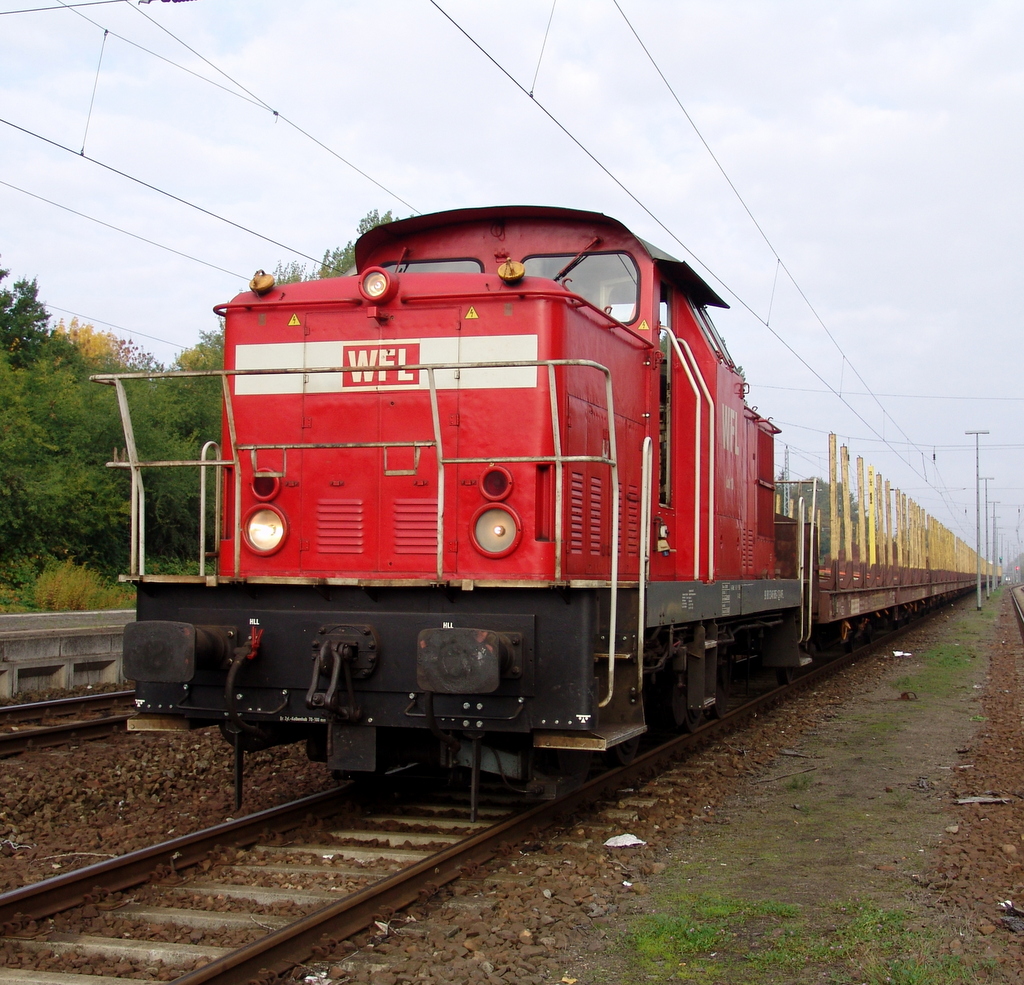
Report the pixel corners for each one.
[219,207,778,590]
[111,206,971,798]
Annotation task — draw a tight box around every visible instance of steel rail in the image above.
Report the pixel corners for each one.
[0,713,132,757]
[0,689,136,725]
[0,788,355,925]
[1010,586,1024,640]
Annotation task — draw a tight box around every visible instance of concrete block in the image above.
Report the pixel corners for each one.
[15,662,68,692]
[60,631,117,657]
[73,659,119,687]
[0,666,11,699]
[4,635,61,662]
[0,609,135,633]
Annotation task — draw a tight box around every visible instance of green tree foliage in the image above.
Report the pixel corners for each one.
[0,325,133,576]
[0,261,52,368]
[0,272,221,582]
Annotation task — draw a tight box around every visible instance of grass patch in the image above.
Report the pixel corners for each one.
[893,643,974,698]
[624,896,980,983]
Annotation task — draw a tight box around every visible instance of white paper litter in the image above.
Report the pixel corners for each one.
[893,650,912,658]
[604,833,647,847]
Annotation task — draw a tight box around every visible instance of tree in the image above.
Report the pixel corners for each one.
[271,209,395,285]
[54,318,164,372]
[0,261,53,368]
[175,325,224,371]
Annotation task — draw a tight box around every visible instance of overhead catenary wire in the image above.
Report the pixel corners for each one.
[426,4,950,495]
[529,0,558,96]
[752,383,1024,401]
[0,116,321,264]
[608,0,970,538]
[79,27,108,155]
[0,1,121,12]
[49,0,420,214]
[47,304,187,351]
[0,178,248,279]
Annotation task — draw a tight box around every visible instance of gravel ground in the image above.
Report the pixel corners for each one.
[301,591,1018,985]
[0,728,336,892]
[2,591,1018,985]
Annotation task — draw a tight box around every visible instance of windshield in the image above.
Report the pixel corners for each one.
[524,252,639,323]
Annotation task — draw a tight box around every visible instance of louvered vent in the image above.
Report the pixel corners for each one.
[316,499,364,554]
[394,499,438,554]
[569,472,584,554]
[626,484,640,555]
[589,475,603,555]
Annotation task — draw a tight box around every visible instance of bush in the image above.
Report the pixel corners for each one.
[33,561,133,612]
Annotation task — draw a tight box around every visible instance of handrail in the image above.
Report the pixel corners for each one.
[663,329,702,580]
[597,365,621,708]
[97,360,625,619]
[199,441,221,577]
[798,495,806,642]
[663,325,712,581]
[637,436,653,697]
[785,478,818,645]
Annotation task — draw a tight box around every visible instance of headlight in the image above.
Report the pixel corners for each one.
[472,505,521,558]
[480,466,513,501]
[243,506,287,555]
[359,266,398,304]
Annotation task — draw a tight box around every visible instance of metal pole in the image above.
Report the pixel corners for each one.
[966,431,988,610]
[996,519,1000,587]
[983,478,992,599]
[991,504,999,591]
[978,479,995,593]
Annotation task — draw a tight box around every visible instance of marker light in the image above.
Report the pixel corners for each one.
[359,266,399,304]
[480,466,513,501]
[472,505,521,558]
[243,506,287,555]
[251,471,280,501]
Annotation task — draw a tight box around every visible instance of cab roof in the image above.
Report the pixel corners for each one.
[356,205,728,309]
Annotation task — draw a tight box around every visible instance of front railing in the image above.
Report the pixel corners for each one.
[95,356,640,706]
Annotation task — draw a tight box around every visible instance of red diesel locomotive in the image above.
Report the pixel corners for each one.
[111,205,971,802]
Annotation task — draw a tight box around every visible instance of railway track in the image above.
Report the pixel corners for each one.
[0,603,956,985]
[0,691,136,757]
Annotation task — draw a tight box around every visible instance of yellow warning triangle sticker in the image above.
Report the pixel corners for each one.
[637,318,650,333]
[465,306,479,319]
[288,314,301,327]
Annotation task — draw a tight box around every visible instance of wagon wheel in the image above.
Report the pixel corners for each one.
[710,660,732,719]
[671,684,703,732]
[775,666,796,687]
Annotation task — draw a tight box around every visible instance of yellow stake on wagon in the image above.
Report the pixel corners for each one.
[867,464,877,565]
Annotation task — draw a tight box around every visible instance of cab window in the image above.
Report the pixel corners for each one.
[523,252,639,323]
[382,259,483,273]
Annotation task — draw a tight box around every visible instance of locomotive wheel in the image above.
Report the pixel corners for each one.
[555,749,593,788]
[610,735,640,766]
[671,685,703,732]
[776,666,796,686]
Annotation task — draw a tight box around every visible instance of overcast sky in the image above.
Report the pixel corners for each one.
[2,0,1022,562]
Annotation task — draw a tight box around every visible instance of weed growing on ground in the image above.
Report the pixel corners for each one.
[32,560,132,611]
[624,895,980,984]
